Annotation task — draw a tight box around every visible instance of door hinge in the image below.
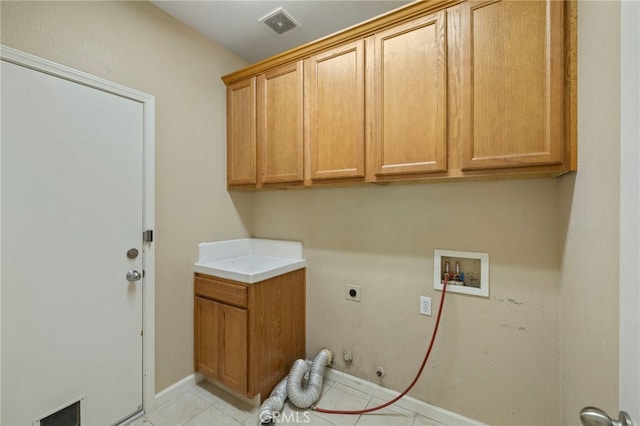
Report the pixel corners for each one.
[143,230,153,242]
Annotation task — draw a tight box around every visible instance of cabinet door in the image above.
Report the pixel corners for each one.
[369,10,448,177]
[218,303,248,394]
[194,297,219,379]
[257,61,304,184]
[227,78,257,187]
[305,40,365,180]
[458,0,564,169]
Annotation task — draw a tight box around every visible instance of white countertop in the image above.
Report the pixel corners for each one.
[194,238,306,284]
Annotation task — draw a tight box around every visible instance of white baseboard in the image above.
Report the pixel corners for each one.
[323,367,485,426]
[154,372,204,408]
[153,373,260,409]
[202,377,261,408]
[154,369,484,425]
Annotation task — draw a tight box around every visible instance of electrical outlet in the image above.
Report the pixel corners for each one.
[420,296,431,316]
[345,284,361,302]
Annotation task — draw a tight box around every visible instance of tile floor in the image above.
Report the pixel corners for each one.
[131,378,446,426]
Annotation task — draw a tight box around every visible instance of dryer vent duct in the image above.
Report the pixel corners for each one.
[259,8,300,36]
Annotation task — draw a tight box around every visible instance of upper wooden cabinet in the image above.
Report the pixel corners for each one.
[222,0,576,189]
[305,40,365,181]
[368,10,448,179]
[226,78,256,187]
[257,61,304,185]
[455,0,565,170]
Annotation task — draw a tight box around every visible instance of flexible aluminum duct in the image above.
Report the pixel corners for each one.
[287,349,333,409]
[258,375,288,425]
[258,349,333,423]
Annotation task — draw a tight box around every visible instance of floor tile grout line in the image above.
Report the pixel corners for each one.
[189,383,260,423]
[179,388,217,426]
[141,378,444,426]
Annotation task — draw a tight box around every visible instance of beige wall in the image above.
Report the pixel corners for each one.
[1,1,624,425]
[0,1,252,392]
[253,180,561,425]
[559,1,621,424]
[250,4,622,425]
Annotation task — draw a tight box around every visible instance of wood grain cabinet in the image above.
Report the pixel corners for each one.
[222,0,576,189]
[226,78,257,188]
[453,0,566,171]
[195,296,248,393]
[257,61,304,185]
[305,40,366,182]
[194,270,305,400]
[367,10,448,180]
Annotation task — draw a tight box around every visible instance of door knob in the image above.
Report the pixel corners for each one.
[126,270,142,282]
[580,407,633,426]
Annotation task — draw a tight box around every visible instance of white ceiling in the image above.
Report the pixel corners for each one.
[151,1,411,64]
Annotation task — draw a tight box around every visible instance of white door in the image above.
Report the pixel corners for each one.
[1,59,144,425]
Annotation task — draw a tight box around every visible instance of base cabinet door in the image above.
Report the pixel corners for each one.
[194,297,220,380]
[217,303,248,393]
[194,296,248,395]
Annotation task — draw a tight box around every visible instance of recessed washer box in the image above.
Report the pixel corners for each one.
[434,249,489,298]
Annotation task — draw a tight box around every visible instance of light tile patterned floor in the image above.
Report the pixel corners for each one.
[131,379,446,426]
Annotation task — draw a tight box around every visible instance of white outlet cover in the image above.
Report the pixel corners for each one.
[420,296,431,316]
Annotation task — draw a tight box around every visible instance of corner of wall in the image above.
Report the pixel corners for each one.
[559,1,622,423]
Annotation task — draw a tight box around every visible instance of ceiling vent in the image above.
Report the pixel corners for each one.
[259,8,300,36]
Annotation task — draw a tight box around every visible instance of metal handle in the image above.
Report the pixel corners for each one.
[126,270,142,282]
[580,407,633,426]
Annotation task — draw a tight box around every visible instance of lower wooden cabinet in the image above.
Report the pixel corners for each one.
[194,269,305,400]
[195,297,248,393]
